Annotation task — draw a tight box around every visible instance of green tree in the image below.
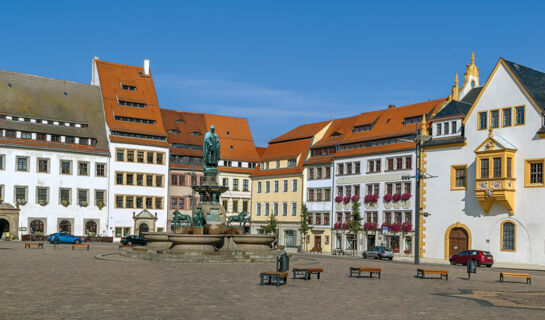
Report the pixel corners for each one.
[263,214,278,235]
[299,203,313,252]
[348,198,362,255]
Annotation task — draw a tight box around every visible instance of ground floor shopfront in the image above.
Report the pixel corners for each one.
[332,229,415,255]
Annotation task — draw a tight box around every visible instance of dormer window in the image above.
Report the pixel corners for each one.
[452,121,457,134]
[353,124,371,133]
[119,100,146,108]
[331,131,342,137]
[436,123,442,136]
[122,84,136,91]
[168,129,180,134]
[189,131,202,136]
[403,116,422,125]
[287,159,296,167]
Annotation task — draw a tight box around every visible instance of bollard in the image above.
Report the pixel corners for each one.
[467,260,477,279]
[276,252,289,272]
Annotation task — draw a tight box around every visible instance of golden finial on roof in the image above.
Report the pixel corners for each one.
[471,51,475,64]
[451,73,459,100]
[488,126,494,138]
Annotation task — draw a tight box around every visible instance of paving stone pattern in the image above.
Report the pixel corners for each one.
[1,242,545,319]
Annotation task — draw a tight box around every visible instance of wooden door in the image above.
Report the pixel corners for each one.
[314,235,321,248]
[449,228,468,257]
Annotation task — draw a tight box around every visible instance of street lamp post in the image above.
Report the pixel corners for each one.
[401,130,431,265]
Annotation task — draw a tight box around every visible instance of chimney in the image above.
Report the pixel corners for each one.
[388,104,396,109]
[143,59,150,76]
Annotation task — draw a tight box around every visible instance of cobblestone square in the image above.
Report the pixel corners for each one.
[1,241,545,319]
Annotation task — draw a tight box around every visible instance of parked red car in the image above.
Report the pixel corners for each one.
[449,250,494,267]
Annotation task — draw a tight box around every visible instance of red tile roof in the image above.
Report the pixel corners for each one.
[94,60,168,147]
[269,120,331,143]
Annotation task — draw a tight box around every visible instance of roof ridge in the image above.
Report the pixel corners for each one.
[0,69,96,88]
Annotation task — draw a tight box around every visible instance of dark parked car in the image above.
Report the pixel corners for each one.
[47,233,83,244]
[449,250,494,267]
[363,246,394,260]
[120,235,148,246]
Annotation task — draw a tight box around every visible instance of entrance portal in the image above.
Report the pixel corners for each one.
[0,218,9,239]
[449,227,468,256]
[139,223,149,236]
[314,235,321,249]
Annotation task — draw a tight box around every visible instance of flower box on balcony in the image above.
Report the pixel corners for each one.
[351,195,360,203]
[402,222,413,232]
[363,222,378,231]
[390,222,402,232]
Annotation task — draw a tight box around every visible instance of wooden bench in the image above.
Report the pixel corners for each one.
[259,272,288,287]
[292,268,324,280]
[72,244,89,251]
[119,245,135,251]
[500,272,531,284]
[350,267,382,278]
[310,247,322,254]
[416,268,448,280]
[24,242,43,249]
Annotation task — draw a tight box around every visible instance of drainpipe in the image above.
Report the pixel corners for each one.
[330,157,336,250]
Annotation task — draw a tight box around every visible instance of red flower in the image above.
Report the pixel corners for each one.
[364,194,378,203]
[381,222,390,229]
[364,222,378,230]
[392,193,402,202]
[402,222,413,232]
[351,195,360,203]
[401,193,411,201]
[335,196,343,203]
[390,221,402,232]
[383,194,393,202]
[343,196,351,204]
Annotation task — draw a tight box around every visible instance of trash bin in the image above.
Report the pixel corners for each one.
[277,252,289,272]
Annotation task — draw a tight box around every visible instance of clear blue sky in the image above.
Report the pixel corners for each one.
[2,1,545,146]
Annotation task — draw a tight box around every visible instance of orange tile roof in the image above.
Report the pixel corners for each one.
[219,167,258,174]
[269,120,331,143]
[251,138,312,177]
[313,99,446,148]
[94,60,168,147]
[304,98,446,162]
[161,109,206,147]
[204,114,260,161]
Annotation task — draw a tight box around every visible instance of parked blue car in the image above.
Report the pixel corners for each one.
[47,232,83,244]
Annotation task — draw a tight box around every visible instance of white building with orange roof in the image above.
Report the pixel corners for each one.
[92,58,170,239]
[307,99,446,256]
[250,121,331,252]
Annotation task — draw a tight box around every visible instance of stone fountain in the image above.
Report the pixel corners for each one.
[130,125,278,263]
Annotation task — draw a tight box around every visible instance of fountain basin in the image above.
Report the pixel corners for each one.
[232,235,276,251]
[168,234,223,252]
[143,232,172,250]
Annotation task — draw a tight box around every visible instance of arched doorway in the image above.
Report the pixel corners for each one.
[59,220,71,233]
[85,221,97,236]
[449,228,468,257]
[139,223,149,236]
[0,218,10,239]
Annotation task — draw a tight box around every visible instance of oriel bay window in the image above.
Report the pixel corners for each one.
[474,137,517,214]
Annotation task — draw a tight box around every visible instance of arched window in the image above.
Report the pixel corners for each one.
[85,221,97,235]
[501,221,515,251]
[59,220,71,233]
[30,220,44,234]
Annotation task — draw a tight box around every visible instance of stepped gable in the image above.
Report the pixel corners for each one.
[94,60,168,146]
[0,69,109,155]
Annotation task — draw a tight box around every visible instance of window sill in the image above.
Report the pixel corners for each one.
[524,184,544,188]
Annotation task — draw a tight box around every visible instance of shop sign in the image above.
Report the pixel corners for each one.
[382,226,388,234]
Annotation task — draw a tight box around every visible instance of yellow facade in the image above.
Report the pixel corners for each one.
[251,174,303,224]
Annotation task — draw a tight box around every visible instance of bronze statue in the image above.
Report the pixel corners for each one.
[203,125,220,173]
[172,211,192,226]
[226,212,248,228]
[192,208,205,227]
